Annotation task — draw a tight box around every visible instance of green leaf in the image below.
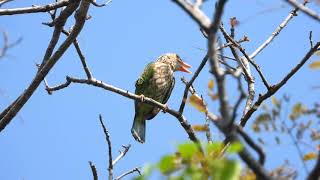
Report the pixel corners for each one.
[178,142,199,160]
[220,160,241,180]
[158,155,179,174]
[209,159,241,180]
[227,141,243,154]
[206,142,223,156]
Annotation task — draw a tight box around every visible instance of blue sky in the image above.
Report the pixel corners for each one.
[0,0,320,179]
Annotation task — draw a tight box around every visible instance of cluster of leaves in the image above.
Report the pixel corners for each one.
[135,142,244,180]
[252,95,320,162]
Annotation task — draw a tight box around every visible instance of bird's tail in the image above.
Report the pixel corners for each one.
[131,114,146,143]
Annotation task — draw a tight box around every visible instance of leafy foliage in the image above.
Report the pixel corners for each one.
[134,142,244,180]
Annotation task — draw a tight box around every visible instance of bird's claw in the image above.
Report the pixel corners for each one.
[140,94,145,102]
[162,104,169,113]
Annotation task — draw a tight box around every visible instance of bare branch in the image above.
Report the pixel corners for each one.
[45,76,200,143]
[0,31,22,59]
[0,0,90,132]
[237,126,265,165]
[89,161,99,180]
[90,0,112,7]
[179,53,209,114]
[240,41,320,127]
[281,116,309,174]
[219,24,256,116]
[98,114,113,180]
[285,0,320,22]
[173,0,211,31]
[0,0,70,16]
[250,1,308,59]
[0,0,13,7]
[115,167,141,180]
[112,144,131,166]
[61,29,93,79]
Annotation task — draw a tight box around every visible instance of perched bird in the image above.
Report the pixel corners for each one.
[131,53,192,143]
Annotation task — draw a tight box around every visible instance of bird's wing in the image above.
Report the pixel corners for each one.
[135,62,155,110]
[161,76,175,104]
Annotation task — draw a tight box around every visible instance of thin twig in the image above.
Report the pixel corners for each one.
[90,0,112,7]
[112,144,131,166]
[115,167,141,180]
[250,1,308,59]
[282,120,309,174]
[89,161,99,180]
[0,0,70,15]
[61,29,93,79]
[179,53,209,114]
[219,24,256,116]
[0,31,22,59]
[0,0,90,132]
[240,41,320,127]
[237,126,265,165]
[285,0,320,22]
[99,114,113,180]
[173,0,211,31]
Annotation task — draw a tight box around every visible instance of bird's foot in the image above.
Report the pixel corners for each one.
[162,104,169,113]
[140,94,145,102]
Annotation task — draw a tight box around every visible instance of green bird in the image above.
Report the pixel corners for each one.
[132,53,192,143]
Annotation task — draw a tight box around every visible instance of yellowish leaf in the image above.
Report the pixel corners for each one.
[309,61,320,70]
[316,51,320,56]
[271,96,281,109]
[189,94,206,112]
[303,152,317,161]
[208,79,214,90]
[192,124,209,132]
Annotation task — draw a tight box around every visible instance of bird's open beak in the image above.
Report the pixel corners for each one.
[178,60,192,74]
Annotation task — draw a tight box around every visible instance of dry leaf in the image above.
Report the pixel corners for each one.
[192,124,209,132]
[189,94,206,112]
[303,152,317,161]
[208,79,214,90]
[309,60,320,70]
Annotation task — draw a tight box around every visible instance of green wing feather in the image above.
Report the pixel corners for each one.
[135,62,155,94]
[161,77,175,104]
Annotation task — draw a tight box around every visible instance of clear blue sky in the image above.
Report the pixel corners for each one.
[0,0,320,179]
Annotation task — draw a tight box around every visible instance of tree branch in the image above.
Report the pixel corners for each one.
[178,53,209,114]
[98,114,113,180]
[115,167,141,180]
[240,41,320,127]
[0,0,70,16]
[112,144,131,166]
[0,0,90,132]
[237,126,265,165]
[89,161,99,180]
[46,76,200,143]
[250,1,308,59]
[285,0,320,22]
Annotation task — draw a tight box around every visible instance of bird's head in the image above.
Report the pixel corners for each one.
[157,53,192,74]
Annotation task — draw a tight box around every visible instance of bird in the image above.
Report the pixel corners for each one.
[131,53,192,143]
